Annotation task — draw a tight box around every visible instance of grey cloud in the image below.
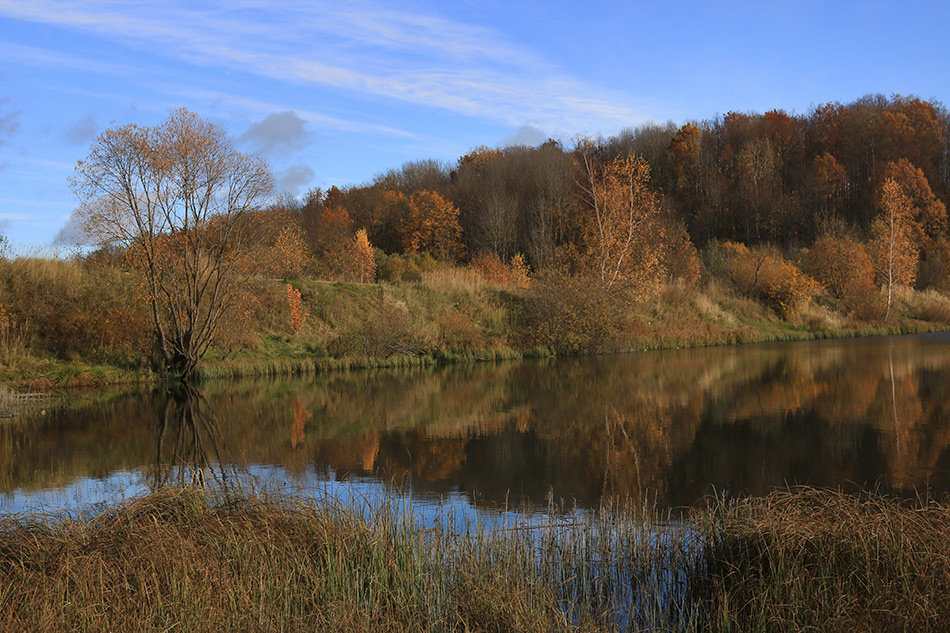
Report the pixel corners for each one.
[500,125,547,148]
[53,209,95,246]
[276,163,315,196]
[64,113,99,145]
[239,111,314,156]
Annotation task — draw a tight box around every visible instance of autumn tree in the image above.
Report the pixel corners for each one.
[348,229,376,283]
[579,152,663,292]
[402,190,465,261]
[668,122,702,202]
[878,158,947,245]
[659,218,702,286]
[368,189,410,253]
[270,223,312,279]
[870,178,918,318]
[73,108,273,377]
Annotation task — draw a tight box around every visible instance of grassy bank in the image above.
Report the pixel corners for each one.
[0,487,946,632]
[2,255,950,390]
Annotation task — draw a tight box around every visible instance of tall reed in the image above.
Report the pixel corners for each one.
[0,487,946,632]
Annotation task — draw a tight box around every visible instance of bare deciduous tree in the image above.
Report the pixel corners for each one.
[72,108,273,378]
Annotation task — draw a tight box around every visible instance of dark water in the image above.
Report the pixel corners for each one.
[2,333,950,516]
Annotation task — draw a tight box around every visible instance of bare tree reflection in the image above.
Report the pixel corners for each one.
[146,384,233,490]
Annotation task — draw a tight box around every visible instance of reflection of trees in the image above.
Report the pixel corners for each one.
[146,385,231,489]
[3,335,950,509]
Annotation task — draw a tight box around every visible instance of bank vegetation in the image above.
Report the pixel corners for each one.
[4,94,950,387]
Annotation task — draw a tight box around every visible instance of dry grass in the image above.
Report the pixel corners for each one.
[796,300,846,331]
[0,489,578,632]
[703,488,950,632]
[0,488,946,632]
[903,288,950,323]
[420,267,486,299]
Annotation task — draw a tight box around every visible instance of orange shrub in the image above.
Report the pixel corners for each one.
[805,235,875,299]
[470,251,531,288]
[286,284,307,333]
[470,251,508,283]
[757,257,823,316]
[720,241,821,316]
[661,220,702,286]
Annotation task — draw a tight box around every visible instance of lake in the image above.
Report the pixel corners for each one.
[2,333,949,517]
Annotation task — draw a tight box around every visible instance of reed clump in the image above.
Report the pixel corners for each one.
[0,488,578,633]
[701,488,950,632]
[0,487,947,632]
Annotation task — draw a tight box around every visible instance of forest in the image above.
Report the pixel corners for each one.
[250,93,950,318]
[3,94,950,384]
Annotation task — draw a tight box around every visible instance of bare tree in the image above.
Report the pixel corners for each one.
[72,108,273,378]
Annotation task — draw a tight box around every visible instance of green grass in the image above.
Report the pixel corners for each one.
[0,487,947,632]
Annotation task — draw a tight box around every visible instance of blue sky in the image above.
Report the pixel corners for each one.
[0,0,948,246]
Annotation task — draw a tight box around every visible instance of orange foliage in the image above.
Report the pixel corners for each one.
[878,158,947,245]
[579,153,664,293]
[291,400,310,449]
[469,250,507,282]
[806,234,875,299]
[286,284,307,332]
[369,189,410,252]
[721,241,821,315]
[270,224,311,279]
[811,152,848,211]
[870,178,919,316]
[457,146,504,173]
[402,190,465,261]
[660,219,702,286]
[315,207,355,252]
[470,251,531,288]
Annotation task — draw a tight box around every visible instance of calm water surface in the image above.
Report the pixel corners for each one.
[3,333,949,517]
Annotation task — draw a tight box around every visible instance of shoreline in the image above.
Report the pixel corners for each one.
[3,317,949,393]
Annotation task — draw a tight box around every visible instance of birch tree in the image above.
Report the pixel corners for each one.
[579,152,663,293]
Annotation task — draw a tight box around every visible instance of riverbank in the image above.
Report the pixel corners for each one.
[2,255,950,391]
[0,487,946,632]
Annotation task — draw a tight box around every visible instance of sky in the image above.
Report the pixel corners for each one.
[0,0,948,247]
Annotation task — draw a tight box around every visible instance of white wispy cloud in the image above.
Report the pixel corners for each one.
[0,0,649,133]
[0,41,137,76]
[171,88,415,138]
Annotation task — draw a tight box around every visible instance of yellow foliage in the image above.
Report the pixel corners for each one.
[350,229,376,283]
[579,153,664,294]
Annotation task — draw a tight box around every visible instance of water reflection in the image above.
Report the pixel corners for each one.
[147,384,233,489]
[2,334,950,514]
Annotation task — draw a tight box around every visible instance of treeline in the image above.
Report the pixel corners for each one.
[246,94,950,298]
[5,96,950,383]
